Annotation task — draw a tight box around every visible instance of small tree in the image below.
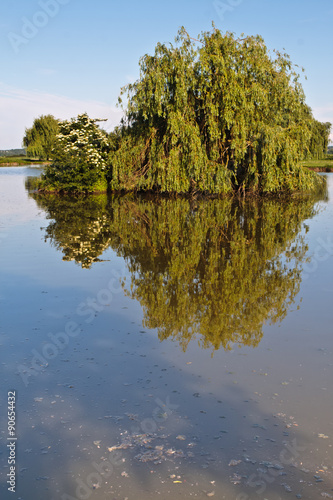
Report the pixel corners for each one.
[41,113,110,192]
[23,115,59,160]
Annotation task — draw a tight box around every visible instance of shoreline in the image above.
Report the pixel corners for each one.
[306,166,333,172]
[0,159,50,167]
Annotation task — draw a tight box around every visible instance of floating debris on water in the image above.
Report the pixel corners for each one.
[252,424,267,430]
[281,483,292,492]
[260,461,284,470]
[125,413,138,421]
[165,448,185,458]
[228,459,242,467]
[230,473,242,484]
[135,449,163,463]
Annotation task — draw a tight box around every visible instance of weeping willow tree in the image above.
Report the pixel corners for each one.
[111,26,325,194]
[23,114,59,160]
[28,186,327,351]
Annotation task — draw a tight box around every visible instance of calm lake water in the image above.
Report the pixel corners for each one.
[0,166,332,500]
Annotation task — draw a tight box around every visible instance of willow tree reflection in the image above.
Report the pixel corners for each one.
[29,188,325,351]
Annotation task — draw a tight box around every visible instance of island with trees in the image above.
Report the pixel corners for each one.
[26,27,331,195]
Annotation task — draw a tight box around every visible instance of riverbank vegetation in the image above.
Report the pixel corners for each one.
[302,155,333,172]
[0,156,47,166]
[34,27,331,195]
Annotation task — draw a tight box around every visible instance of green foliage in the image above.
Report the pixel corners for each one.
[302,155,333,172]
[41,113,110,192]
[39,27,327,195]
[28,187,327,351]
[0,156,32,165]
[111,26,325,194]
[0,149,26,157]
[23,115,59,160]
[306,119,331,159]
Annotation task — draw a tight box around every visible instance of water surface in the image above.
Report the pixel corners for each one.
[0,167,332,500]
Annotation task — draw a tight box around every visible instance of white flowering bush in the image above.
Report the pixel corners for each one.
[41,113,110,192]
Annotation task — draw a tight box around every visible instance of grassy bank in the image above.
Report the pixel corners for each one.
[302,155,333,172]
[0,156,49,166]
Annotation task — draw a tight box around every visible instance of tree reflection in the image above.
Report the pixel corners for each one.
[30,193,112,268]
[29,186,326,351]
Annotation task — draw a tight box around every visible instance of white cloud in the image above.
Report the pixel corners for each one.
[0,82,123,149]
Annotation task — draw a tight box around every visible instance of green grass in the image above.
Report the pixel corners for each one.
[302,155,333,171]
[2,154,332,175]
[0,156,49,165]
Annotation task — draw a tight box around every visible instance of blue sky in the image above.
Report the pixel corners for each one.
[1,0,332,148]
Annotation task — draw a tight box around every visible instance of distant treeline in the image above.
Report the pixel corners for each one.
[0,149,26,157]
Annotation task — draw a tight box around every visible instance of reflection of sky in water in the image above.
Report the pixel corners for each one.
[303,174,333,253]
[0,166,43,223]
[299,174,333,301]
[0,166,129,291]
[0,167,332,500]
